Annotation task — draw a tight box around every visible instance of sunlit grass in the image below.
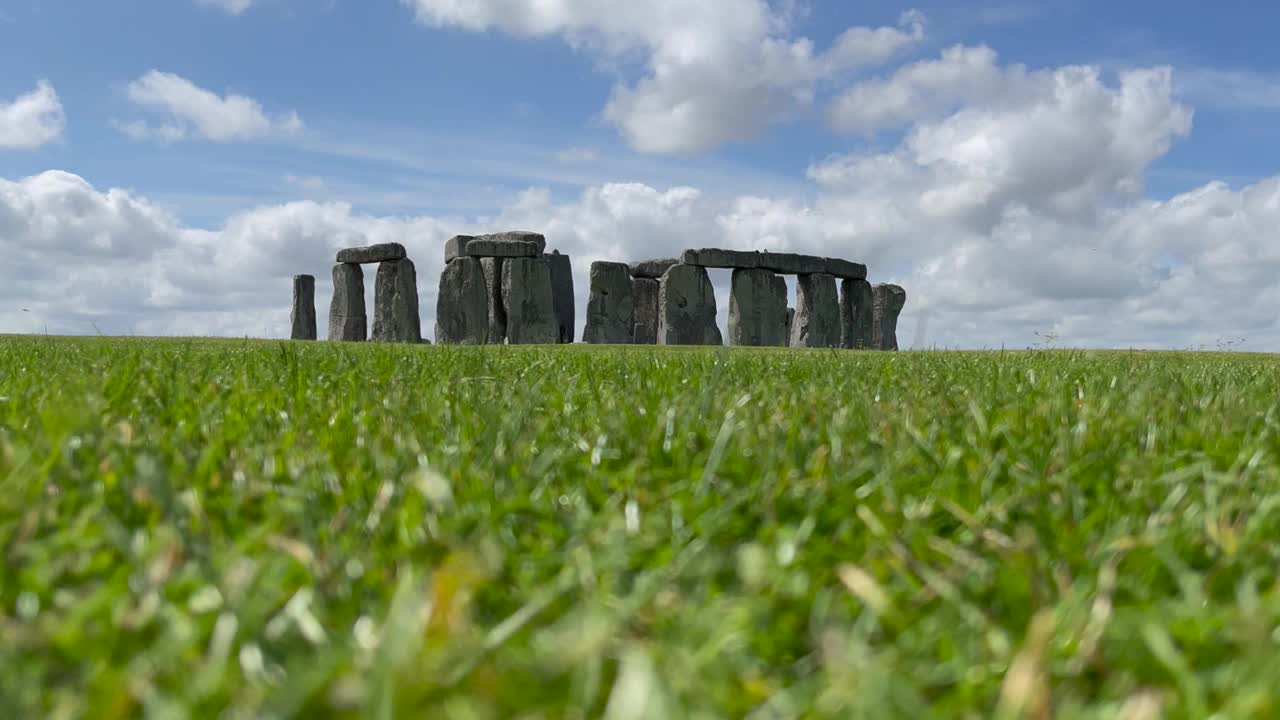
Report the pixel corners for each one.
[3,336,1280,718]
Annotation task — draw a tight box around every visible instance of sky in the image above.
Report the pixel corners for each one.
[3,1,1280,350]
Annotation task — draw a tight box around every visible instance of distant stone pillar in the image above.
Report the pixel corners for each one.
[371,259,422,343]
[791,273,840,348]
[291,274,317,340]
[436,258,489,344]
[480,257,507,344]
[328,264,366,341]
[584,261,634,344]
[785,307,795,346]
[547,251,575,343]
[632,277,660,345]
[728,268,787,347]
[872,284,906,351]
[658,264,719,345]
[839,278,874,350]
[502,257,559,344]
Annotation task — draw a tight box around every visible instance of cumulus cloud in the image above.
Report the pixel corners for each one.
[0,80,66,150]
[4,42,1279,350]
[118,71,302,143]
[197,0,254,15]
[402,0,924,153]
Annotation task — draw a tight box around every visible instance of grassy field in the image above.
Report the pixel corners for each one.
[4,337,1280,718]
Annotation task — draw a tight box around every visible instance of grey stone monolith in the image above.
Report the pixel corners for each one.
[583,261,634,344]
[630,258,679,279]
[840,278,875,350]
[480,257,506,344]
[436,258,488,344]
[872,284,907,351]
[791,273,840,348]
[291,274,317,340]
[337,243,407,264]
[371,259,422,343]
[632,278,660,345]
[482,231,547,255]
[785,307,795,346]
[825,258,868,280]
[502,257,558,344]
[467,239,540,258]
[328,264,367,341]
[728,268,787,347]
[657,264,719,345]
[759,252,826,275]
[547,251,575,343]
[681,248,761,269]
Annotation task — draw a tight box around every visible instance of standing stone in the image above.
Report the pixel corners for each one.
[547,251,575,344]
[480,258,506,344]
[872,284,907,351]
[840,278,875,350]
[436,258,488,345]
[632,278,660,345]
[291,274,317,340]
[657,264,719,346]
[728,268,787,347]
[371,259,422,343]
[583,261,634,344]
[502,257,558,344]
[785,307,795,346]
[328,264,366,341]
[791,273,840,348]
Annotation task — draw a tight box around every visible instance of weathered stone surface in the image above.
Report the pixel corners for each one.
[445,235,477,262]
[840,278,875,349]
[480,231,546,255]
[728,269,788,347]
[370,259,422,343]
[502,257,558,344]
[547,251,575,343]
[680,248,762,269]
[657,264,719,345]
[336,243,406,264]
[791,273,840,348]
[480,258,506,344]
[872,283,907,351]
[759,252,826,275]
[629,258,679,279]
[825,258,868,280]
[632,277,660,345]
[583,262,634,344]
[436,258,488,345]
[328,264,366,341]
[785,307,795,346]
[466,239,540,258]
[291,274,317,340]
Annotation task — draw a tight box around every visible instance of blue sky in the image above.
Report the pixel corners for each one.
[3,0,1280,348]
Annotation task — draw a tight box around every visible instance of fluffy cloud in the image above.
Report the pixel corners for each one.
[196,0,254,15]
[118,71,302,143]
[0,80,66,150]
[402,0,923,153]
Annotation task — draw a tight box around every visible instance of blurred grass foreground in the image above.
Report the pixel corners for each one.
[4,336,1280,718]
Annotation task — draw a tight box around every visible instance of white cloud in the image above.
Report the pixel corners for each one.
[402,0,924,153]
[120,71,302,143]
[4,46,1279,350]
[0,80,66,150]
[197,0,254,15]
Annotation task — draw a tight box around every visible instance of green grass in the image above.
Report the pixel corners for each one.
[4,337,1280,718]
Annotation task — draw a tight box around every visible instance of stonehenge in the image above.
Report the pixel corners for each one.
[291,274,317,340]
[296,236,905,350]
[584,261,634,344]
